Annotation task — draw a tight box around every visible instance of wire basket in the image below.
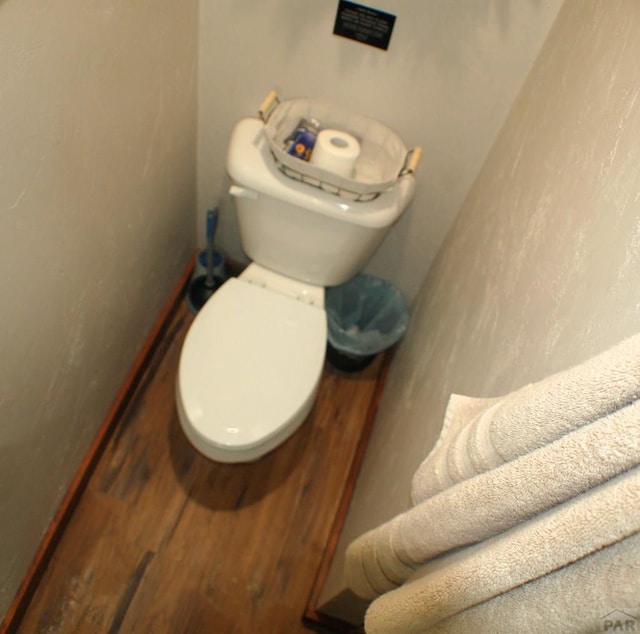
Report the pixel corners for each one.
[259,91,421,201]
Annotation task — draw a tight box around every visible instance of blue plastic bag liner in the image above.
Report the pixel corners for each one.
[326,274,410,357]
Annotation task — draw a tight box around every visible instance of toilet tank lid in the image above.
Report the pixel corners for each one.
[178,278,327,450]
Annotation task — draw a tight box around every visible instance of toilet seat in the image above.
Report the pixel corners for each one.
[176,276,327,462]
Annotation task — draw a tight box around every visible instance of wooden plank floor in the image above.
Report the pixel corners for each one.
[17,297,383,634]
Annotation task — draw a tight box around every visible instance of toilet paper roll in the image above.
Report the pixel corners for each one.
[310,129,361,178]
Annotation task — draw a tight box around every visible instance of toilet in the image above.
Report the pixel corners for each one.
[176,117,415,463]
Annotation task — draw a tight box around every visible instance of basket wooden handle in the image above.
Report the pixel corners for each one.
[259,90,280,123]
[399,146,423,177]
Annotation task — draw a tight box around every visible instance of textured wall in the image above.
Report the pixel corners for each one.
[0,0,197,618]
[198,0,562,301]
[320,0,640,622]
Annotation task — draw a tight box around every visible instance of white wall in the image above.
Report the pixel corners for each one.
[0,0,197,619]
[198,0,562,301]
[319,0,640,623]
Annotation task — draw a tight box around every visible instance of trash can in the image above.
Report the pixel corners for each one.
[326,273,410,372]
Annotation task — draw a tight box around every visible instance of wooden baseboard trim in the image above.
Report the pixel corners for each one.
[303,348,395,633]
[0,252,197,634]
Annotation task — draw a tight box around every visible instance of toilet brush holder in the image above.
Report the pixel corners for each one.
[187,208,224,314]
[193,247,227,281]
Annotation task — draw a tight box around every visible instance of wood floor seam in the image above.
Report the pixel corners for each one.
[106,550,154,634]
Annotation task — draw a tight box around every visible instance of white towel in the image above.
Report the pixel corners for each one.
[363,466,640,633]
[431,531,640,633]
[345,398,640,598]
[412,333,640,503]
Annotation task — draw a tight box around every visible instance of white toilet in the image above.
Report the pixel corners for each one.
[176,117,415,463]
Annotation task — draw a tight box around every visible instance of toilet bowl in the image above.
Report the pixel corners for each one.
[176,264,327,463]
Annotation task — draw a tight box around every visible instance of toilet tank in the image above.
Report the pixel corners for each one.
[227,118,415,287]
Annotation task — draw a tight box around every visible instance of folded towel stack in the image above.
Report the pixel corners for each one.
[413,333,640,503]
[344,333,640,632]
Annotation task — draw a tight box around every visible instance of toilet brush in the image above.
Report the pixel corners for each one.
[187,208,221,313]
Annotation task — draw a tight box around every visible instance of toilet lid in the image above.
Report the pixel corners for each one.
[178,278,327,451]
